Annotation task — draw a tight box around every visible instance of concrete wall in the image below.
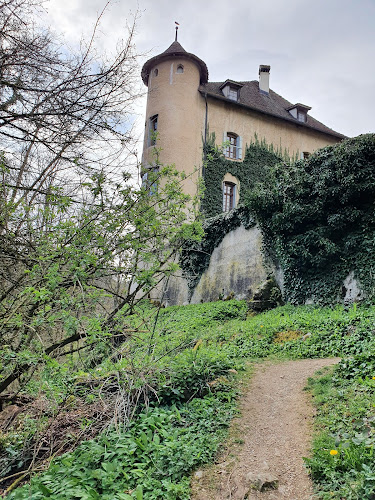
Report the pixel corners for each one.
[163,224,268,305]
[191,225,267,303]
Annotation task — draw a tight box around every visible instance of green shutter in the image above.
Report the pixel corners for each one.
[237,136,243,159]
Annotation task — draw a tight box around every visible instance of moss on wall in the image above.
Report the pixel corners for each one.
[180,206,256,299]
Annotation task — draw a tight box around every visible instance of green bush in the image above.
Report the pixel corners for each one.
[246,134,375,304]
[9,397,235,500]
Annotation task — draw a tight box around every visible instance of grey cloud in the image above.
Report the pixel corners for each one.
[46,0,374,137]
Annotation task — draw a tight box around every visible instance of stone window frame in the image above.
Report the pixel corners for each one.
[222,173,240,212]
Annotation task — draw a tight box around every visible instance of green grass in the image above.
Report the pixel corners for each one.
[306,366,375,499]
[4,300,375,499]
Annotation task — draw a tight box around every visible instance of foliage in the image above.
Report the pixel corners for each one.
[4,298,375,498]
[306,366,375,499]
[0,0,203,397]
[0,160,201,396]
[8,397,236,500]
[0,300,244,494]
[201,133,284,217]
[245,134,375,304]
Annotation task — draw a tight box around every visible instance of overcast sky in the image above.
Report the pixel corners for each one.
[45,0,374,140]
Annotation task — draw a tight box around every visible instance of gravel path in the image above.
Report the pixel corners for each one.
[191,358,340,500]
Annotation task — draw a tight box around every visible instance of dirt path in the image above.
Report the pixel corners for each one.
[191,358,340,500]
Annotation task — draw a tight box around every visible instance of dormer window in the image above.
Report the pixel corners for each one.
[287,103,311,123]
[297,110,307,123]
[228,87,238,101]
[220,80,243,103]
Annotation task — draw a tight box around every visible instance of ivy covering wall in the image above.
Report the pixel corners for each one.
[246,134,375,304]
[201,134,288,218]
[179,135,282,297]
[181,133,375,306]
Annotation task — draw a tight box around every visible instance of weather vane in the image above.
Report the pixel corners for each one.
[175,21,180,41]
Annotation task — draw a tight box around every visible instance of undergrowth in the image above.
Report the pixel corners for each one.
[2,300,375,499]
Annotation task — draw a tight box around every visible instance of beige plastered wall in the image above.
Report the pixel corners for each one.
[142,58,206,199]
[206,97,340,158]
[142,60,340,200]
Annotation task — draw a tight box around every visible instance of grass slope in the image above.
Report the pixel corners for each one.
[2,300,375,499]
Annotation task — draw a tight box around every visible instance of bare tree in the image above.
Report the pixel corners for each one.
[0,1,202,398]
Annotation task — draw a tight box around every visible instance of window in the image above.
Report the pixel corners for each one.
[287,103,311,122]
[228,87,238,101]
[222,85,239,101]
[224,133,242,160]
[176,64,184,74]
[148,114,158,146]
[223,182,236,212]
[302,151,310,159]
[220,81,242,102]
[297,110,307,123]
[141,167,159,195]
[153,68,158,76]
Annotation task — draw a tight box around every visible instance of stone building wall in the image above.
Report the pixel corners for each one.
[163,224,268,306]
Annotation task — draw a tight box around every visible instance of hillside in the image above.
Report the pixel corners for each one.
[1,300,375,499]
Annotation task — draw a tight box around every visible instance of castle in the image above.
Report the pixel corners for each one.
[141,37,346,305]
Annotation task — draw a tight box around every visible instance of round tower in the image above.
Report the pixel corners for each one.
[141,40,208,199]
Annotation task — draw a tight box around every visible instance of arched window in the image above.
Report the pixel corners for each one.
[153,68,158,77]
[224,132,242,160]
[223,181,236,212]
[176,64,184,74]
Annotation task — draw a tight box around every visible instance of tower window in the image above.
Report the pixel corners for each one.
[153,68,158,77]
[223,182,236,212]
[148,114,158,146]
[176,64,184,74]
[142,167,159,195]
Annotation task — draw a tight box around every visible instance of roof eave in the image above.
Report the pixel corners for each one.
[142,52,209,86]
[199,89,347,140]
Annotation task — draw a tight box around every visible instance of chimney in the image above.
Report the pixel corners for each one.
[259,65,270,94]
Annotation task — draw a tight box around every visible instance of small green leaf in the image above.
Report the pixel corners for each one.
[135,484,143,500]
[38,484,52,496]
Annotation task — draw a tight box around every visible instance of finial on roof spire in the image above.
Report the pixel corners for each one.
[175,21,180,41]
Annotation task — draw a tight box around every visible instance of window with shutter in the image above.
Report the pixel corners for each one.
[224,133,243,160]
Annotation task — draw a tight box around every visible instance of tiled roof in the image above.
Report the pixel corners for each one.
[161,41,186,55]
[199,81,346,139]
[141,41,209,86]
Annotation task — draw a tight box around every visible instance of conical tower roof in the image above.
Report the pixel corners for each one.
[141,40,209,85]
